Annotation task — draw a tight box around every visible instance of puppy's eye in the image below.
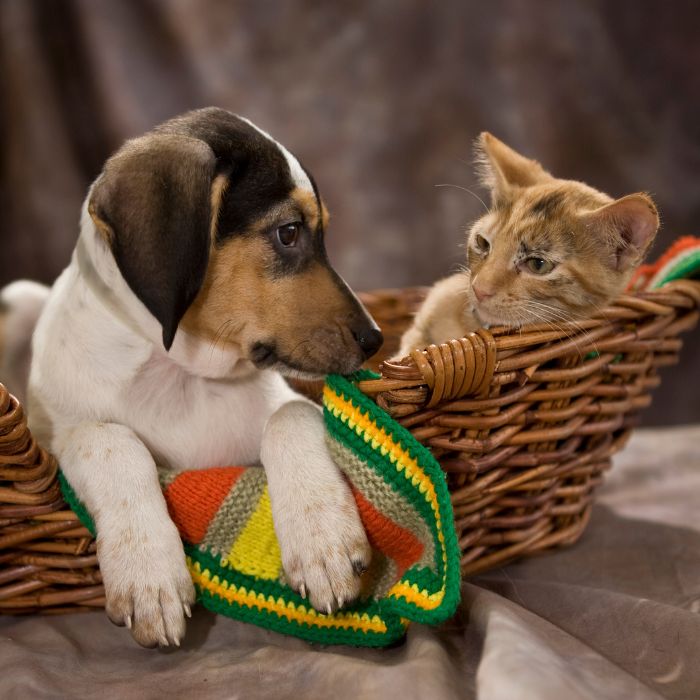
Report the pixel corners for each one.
[276,223,301,247]
[474,234,490,254]
[525,257,555,275]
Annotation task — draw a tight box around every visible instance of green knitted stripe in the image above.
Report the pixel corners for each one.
[654,250,700,286]
[59,472,96,536]
[193,582,408,647]
[185,543,408,647]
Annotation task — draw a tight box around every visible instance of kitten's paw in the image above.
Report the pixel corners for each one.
[277,494,371,614]
[99,524,195,648]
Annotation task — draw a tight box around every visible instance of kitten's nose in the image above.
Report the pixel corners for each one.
[473,284,494,303]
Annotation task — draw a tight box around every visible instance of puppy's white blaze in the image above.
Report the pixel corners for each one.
[237,116,314,194]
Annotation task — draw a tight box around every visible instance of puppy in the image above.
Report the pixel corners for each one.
[0,281,49,406]
[14,108,383,647]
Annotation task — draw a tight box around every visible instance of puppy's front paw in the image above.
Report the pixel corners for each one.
[98,524,195,648]
[277,491,371,615]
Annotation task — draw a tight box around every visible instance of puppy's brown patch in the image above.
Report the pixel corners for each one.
[181,232,365,373]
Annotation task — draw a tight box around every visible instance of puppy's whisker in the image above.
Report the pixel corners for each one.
[208,319,233,361]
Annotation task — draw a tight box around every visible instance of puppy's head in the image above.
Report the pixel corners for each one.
[88,108,382,377]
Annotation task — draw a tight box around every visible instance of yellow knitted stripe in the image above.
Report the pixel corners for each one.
[189,560,388,633]
[388,581,444,608]
[323,387,448,610]
[223,487,282,580]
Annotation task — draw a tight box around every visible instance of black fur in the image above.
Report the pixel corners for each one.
[158,109,296,242]
[89,132,216,350]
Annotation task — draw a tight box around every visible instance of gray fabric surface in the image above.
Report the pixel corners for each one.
[1,426,699,699]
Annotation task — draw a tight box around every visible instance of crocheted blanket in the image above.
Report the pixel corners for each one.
[60,371,461,647]
[629,236,700,290]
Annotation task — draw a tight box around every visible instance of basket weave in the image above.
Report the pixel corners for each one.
[1,280,699,614]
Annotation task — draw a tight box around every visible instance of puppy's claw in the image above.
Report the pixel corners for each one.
[353,559,368,576]
[337,596,344,610]
[299,584,306,600]
[326,603,333,616]
[125,614,132,630]
[183,603,192,618]
[159,634,169,647]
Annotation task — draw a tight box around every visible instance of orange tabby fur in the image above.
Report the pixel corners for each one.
[398,133,659,356]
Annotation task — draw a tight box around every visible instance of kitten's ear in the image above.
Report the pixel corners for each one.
[583,193,660,272]
[475,132,552,203]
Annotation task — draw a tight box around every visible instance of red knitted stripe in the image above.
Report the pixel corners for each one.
[165,467,246,544]
[353,487,424,578]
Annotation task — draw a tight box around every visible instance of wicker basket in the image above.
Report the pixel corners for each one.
[1,280,699,614]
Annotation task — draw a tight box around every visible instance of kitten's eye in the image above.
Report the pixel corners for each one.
[475,234,490,254]
[525,257,555,275]
[276,222,301,247]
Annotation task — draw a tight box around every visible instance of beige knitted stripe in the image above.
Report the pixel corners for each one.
[157,467,179,489]
[326,437,437,573]
[202,467,268,556]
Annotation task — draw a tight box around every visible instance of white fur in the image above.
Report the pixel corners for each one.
[238,116,314,193]
[26,200,369,647]
[0,280,50,405]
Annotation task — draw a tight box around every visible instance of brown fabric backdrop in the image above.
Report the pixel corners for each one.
[1,0,698,424]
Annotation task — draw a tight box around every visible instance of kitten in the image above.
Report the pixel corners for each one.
[397,132,659,357]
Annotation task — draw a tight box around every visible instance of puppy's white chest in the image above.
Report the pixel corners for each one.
[123,355,283,470]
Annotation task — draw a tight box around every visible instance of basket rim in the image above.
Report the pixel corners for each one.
[357,279,700,408]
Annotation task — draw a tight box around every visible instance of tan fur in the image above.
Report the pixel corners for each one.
[209,173,230,237]
[398,132,660,355]
[88,200,114,244]
[181,229,365,374]
[290,187,328,232]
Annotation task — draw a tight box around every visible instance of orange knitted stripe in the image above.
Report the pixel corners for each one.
[353,487,424,578]
[165,467,246,544]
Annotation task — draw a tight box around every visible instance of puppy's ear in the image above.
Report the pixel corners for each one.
[88,133,217,350]
[582,193,660,272]
[475,132,552,204]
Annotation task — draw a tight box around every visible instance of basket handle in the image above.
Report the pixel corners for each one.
[403,328,497,407]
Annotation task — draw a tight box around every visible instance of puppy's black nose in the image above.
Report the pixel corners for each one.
[352,327,384,359]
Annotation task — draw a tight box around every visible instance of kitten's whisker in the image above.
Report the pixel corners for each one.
[519,303,582,351]
[519,302,597,358]
[435,183,490,214]
[521,301,599,353]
